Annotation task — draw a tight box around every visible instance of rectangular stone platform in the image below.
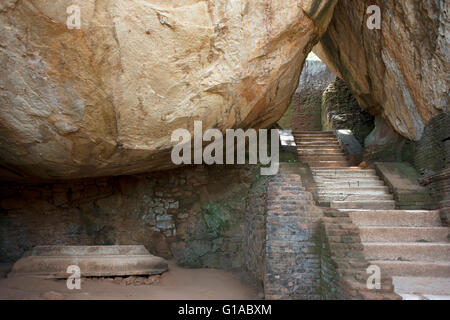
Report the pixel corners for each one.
[8,245,168,278]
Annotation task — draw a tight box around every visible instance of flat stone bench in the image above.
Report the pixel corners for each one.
[8,245,168,278]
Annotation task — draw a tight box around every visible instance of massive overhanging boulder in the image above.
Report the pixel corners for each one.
[0,0,337,181]
[315,0,449,141]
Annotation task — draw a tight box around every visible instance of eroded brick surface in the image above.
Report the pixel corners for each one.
[264,173,323,300]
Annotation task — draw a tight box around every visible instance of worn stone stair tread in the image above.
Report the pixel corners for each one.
[297,143,340,147]
[331,200,396,209]
[294,136,337,140]
[370,260,450,277]
[322,192,393,198]
[298,155,347,160]
[317,186,389,193]
[318,185,387,191]
[316,182,385,188]
[347,210,442,227]
[298,152,346,156]
[362,242,450,262]
[360,226,449,242]
[293,131,334,135]
[297,149,343,153]
[392,276,450,298]
[315,177,382,182]
[326,191,393,197]
[8,245,168,278]
[312,169,376,174]
[306,162,350,168]
[312,167,371,170]
[313,172,378,178]
[307,161,349,164]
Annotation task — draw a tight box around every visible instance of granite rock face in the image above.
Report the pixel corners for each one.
[0,0,337,180]
[315,0,449,141]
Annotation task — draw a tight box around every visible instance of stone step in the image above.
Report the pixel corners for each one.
[346,210,442,227]
[331,200,397,209]
[316,180,386,187]
[360,226,449,242]
[317,186,390,194]
[316,176,382,181]
[320,193,394,202]
[293,131,335,136]
[371,260,450,278]
[312,167,375,172]
[304,161,350,167]
[315,176,382,182]
[297,141,340,146]
[299,154,348,161]
[312,167,369,170]
[297,147,342,154]
[294,135,338,139]
[298,150,344,155]
[392,276,450,300]
[362,242,450,262]
[312,170,378,178]
[295,138,339,143]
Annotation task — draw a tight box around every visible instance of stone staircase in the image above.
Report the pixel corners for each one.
[293,131,450,299]
[294,131,395,209]
[294,131,349,167]
[312,167,396,209]
[344,209,450,299]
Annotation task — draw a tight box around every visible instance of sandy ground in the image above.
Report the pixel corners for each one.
[0,262,260,300]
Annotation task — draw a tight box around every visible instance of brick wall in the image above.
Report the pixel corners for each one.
[416,112,450,222]
[415,112,450,176]
[243,175,268,289]
[322,78,374,145]
[264,172,323,299]
[292,93,324,132]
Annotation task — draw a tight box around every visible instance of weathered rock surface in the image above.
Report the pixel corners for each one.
[315,0,449,141]
[0,0,337,180]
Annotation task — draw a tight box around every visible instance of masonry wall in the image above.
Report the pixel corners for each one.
[243,175,268,289]
[278,60,336,131]
[263,167,323,300]
[0,165,259,269]
[415,112,450,177]
[322,78,374,145]
[415,112,450,219]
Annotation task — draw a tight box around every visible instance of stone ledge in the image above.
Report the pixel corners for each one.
[374,162,433,209]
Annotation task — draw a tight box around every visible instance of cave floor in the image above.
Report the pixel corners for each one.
[0,261,259,300]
